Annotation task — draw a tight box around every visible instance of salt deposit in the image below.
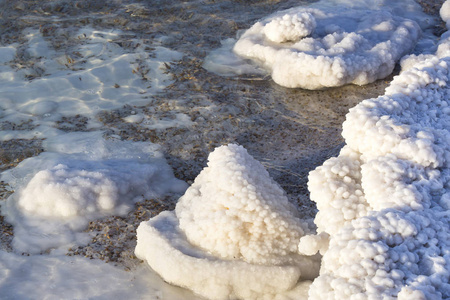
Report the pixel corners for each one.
[204,0,439,90]
[1,131,187,254]
[136,1,450,299]
[0,250,199,300]
[136,144,320,299]
[233,8,421,89]
[299,4,450,297]
[0,0,448,299]
[263,12,316,44]
[441,0,450,28]
[0,27,183,142]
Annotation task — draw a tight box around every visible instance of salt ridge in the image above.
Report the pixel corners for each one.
[302,2,450,298]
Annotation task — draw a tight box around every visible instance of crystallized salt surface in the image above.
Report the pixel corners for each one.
[0,27,183,141]
[1,0,448,299]
[0,250,199,300]
[205,0,436,89]
[441,0,450,29]
[1,132,187,254]
[233,8,420,89]
[136,144,320,299]
[136,211,314,300]
[176,144,312,265]
[263,12,316,44]
[300,14,450,298]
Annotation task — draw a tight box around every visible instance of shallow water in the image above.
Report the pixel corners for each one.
[0,0,445,298]
[0,0,431,255]
[0,0,392,186]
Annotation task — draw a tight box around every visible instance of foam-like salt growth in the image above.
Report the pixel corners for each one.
[176,144,311,265]
[263,12,316,44]
[300,6,450,297]
[1,132,187,253]
[233,7,420,89]
[204,0,438,90]
[136,144,320,299]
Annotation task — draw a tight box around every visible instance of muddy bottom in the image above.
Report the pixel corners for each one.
[0,0,445,270]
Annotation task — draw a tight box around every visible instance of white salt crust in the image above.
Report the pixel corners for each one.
[301,5,450,297]
[233,7,421,89]
[136,144,320,299]
[2,132,187,254]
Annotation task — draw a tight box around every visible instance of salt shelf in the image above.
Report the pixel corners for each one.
[1,132,187,254]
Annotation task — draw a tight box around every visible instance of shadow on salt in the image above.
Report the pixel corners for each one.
[0,250,200,300]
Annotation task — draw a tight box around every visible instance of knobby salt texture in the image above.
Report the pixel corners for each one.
[301,4,450,297]
[176,144,310,265]
[136,144,320,300]
[1,132,187,254]
[233,7,420,89]
[263,12,316,44]
[441,0,450,29]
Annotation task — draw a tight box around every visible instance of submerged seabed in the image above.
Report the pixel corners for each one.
[0,0,446,299]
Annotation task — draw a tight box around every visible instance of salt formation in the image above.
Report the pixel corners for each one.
[0,250,172,300]
[2,132,187,253]
[233,7,421,89]
[441,0,450,29]
[299,3,450,297]
[263,12,316,44]
[135,144,320,299]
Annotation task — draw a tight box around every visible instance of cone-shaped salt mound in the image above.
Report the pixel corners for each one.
[135,144,320,299]
[176,144,310,265]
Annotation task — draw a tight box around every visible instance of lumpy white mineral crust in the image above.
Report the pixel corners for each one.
[303,5,450,297]
[134,1,450,299]
[136,145,320,299]
[233,7,421,89]
[176,144,309,265]
[1,132,188,254]
[263,12,316,43]
[135,211,316,300]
